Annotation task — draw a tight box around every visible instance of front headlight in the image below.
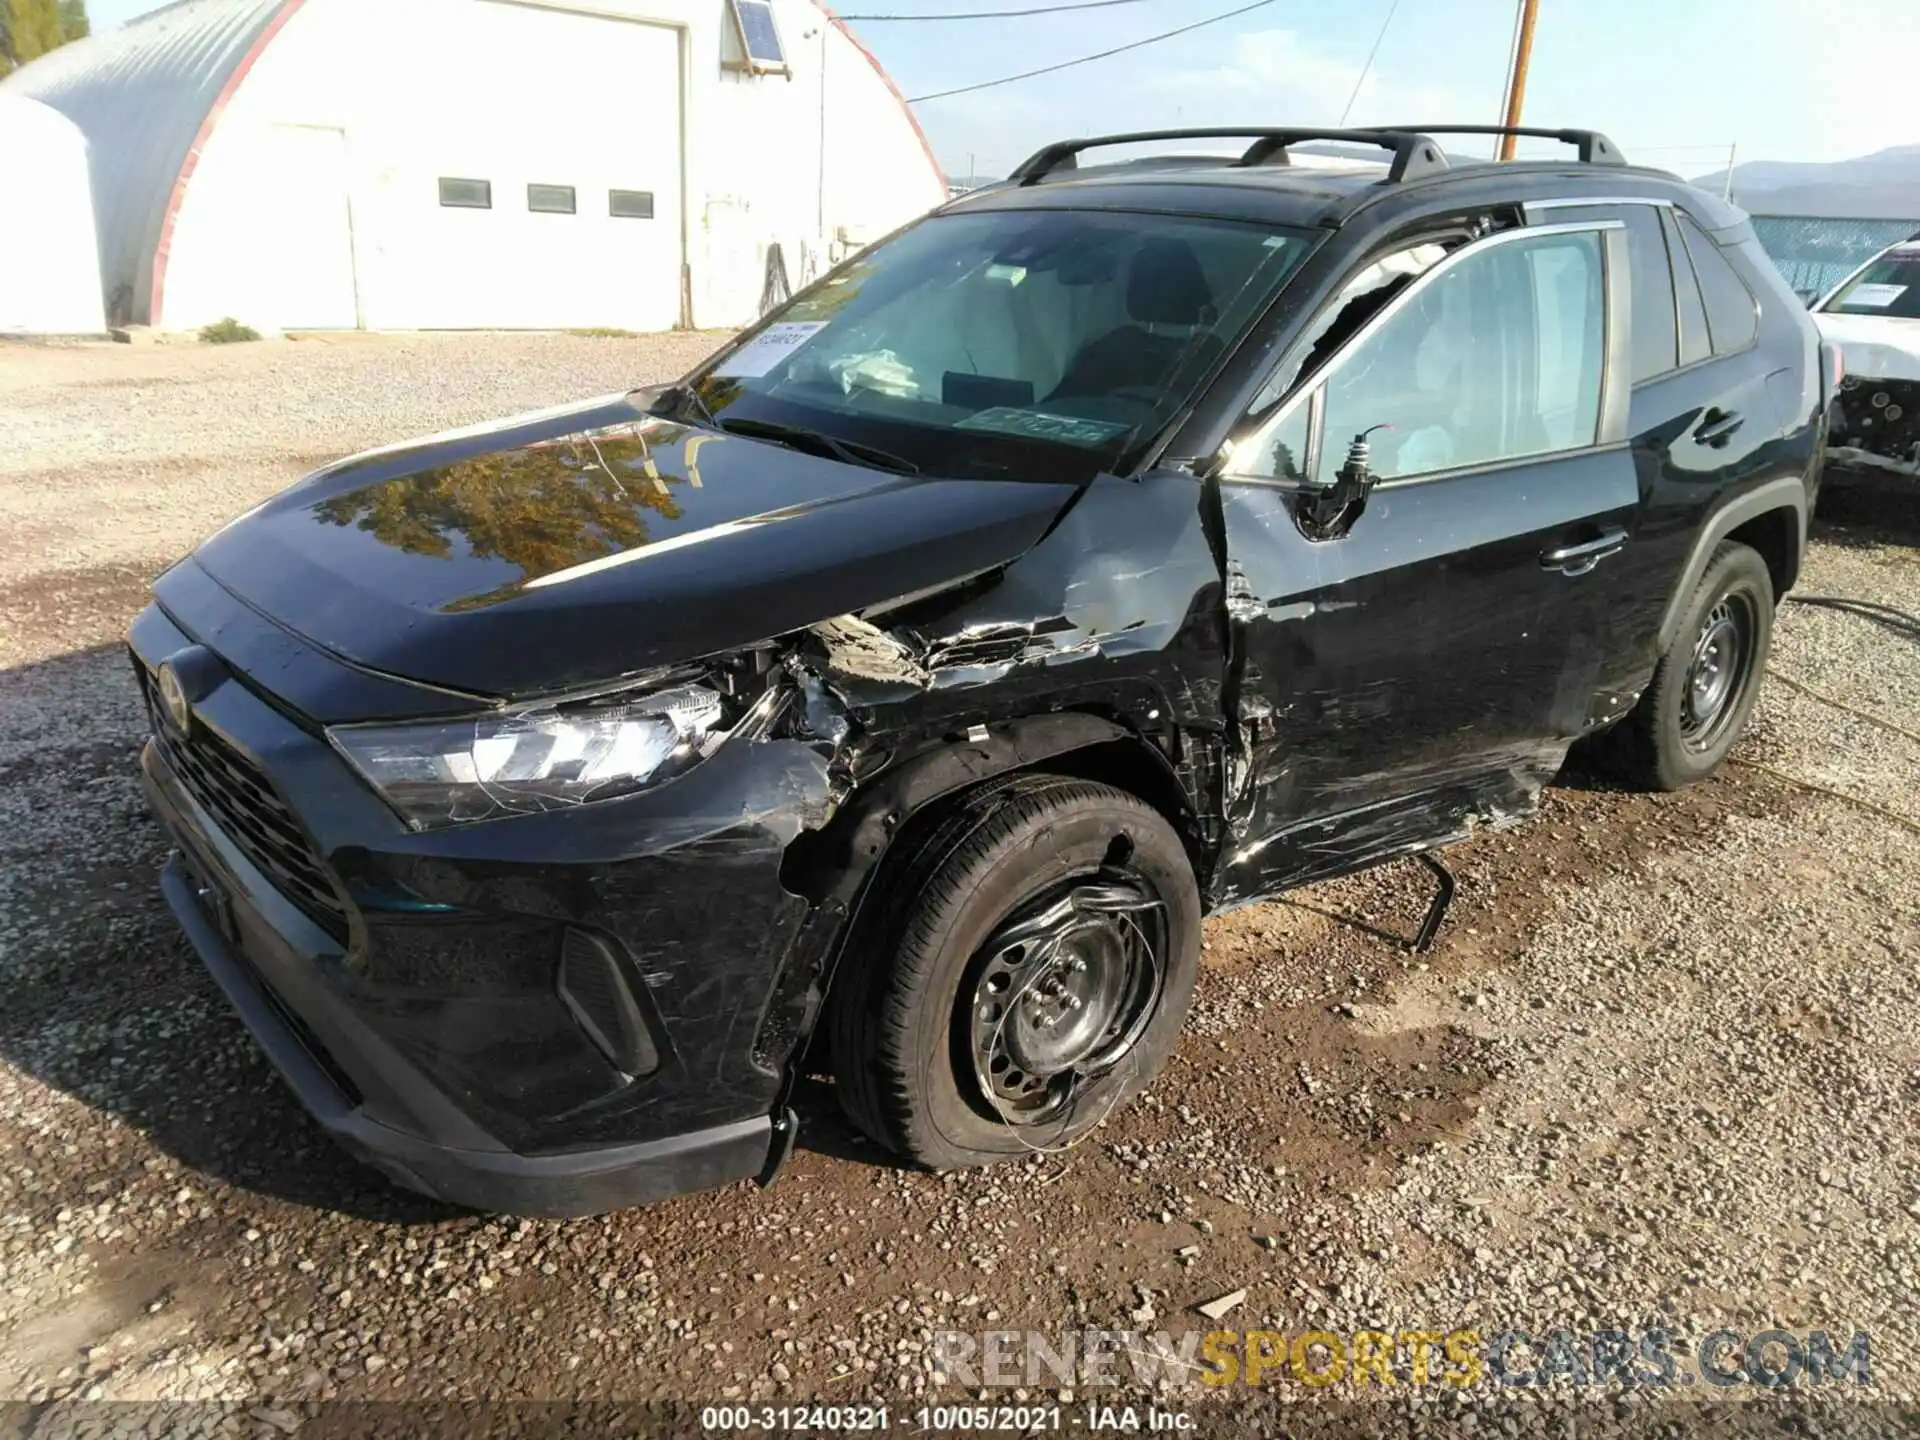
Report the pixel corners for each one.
[331,684,726,830]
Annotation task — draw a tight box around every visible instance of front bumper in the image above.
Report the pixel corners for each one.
[1830,375,1920,479]
[153,844,775,1216]
[132,583,831,1217]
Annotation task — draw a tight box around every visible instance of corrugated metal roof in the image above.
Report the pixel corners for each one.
[0,0,288,324]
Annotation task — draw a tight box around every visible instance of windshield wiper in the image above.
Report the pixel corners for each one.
[660,380,719,430]
[716,417,920,476]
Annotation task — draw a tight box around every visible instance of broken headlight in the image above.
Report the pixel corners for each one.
[330,684,726,831]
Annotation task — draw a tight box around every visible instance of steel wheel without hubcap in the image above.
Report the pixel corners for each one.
[1680,593,1757,753]
[829,775,1201,1170]
[965,875,1166,1126]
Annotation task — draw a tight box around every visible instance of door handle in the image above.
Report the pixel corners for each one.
[1540,527,1628,576]
[1694,407,1744,447]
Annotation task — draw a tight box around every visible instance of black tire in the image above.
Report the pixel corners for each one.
[1602,540,1774,790]
[828,775,1200,1170]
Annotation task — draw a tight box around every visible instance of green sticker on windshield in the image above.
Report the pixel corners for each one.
[953,407,1132,447]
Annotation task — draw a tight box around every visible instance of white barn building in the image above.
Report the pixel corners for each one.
[0,0,946,334]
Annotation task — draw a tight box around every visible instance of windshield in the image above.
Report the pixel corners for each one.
[672,209,1314,481]
[1822,248,1920,318]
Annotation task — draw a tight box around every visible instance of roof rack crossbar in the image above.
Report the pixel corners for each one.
[1007,127,1450,187]
[1374,124,1627,166]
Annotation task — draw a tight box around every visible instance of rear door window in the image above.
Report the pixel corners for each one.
[1620,207,1678,382]
[1676,213,1758,354]
[1527,203,1678,383]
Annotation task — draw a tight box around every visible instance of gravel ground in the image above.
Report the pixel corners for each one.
[0,336,1916,1428]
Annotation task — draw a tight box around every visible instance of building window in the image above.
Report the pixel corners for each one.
[725,0,787,72]
[439,178,492,209]
[610,190,656,220]
[528,184,577,215]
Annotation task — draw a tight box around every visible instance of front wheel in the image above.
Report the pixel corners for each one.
[828,776,1200,1169]
[1603,540,1774,790]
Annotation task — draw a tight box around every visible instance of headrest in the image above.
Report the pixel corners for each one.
[1127,239,1213,325]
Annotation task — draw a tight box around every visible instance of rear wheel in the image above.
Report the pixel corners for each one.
[829,776,1200,1169]
[1601,540,1773,790]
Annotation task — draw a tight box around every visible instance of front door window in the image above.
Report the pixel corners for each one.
[1230,228,1610,484]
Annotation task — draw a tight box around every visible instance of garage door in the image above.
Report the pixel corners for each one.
[254,126,360,330]
[165,123,360,332]
[359,3,683,331]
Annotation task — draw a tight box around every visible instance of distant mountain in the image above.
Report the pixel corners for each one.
[1691,145,1920,220]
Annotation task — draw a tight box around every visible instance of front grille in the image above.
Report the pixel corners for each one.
[137,661,350,942]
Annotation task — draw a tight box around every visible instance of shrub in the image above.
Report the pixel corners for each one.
[199,318,261,344]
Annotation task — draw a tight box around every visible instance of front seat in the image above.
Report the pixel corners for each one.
[1050,238,1217,401]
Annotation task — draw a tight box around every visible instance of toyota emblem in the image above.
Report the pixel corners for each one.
[156,662,194,735]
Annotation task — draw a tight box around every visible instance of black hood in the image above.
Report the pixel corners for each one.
[190,393,1081,698]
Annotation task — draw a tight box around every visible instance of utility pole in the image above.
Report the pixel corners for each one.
[1722,141,1737,200]
[1497,0,1540,160]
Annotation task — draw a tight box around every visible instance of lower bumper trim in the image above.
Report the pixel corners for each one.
[160,856,777,1218]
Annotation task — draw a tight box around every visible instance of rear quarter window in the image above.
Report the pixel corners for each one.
[1676,213,1759,354]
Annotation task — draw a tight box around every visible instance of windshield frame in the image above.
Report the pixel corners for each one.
[659,207,1321,483]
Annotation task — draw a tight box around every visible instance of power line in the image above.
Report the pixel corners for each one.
[907,0,1280,102]
[843,0,1152,20]
[1337,0,1401,127]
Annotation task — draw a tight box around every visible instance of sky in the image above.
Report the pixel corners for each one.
[83,0,1920,180]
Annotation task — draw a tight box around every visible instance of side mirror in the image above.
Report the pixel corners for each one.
[1296,425,1390,541]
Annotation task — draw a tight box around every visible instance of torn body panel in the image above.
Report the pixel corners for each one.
[1210,743,1554,910]
[797,471,1231,853]
[845,476,1222,716]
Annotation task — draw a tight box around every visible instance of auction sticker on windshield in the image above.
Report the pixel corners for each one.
[715,322,830,378]
[1841,282,1908,309]
[954,407,1133,446]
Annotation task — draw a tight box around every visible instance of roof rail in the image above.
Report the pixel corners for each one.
[1007,128,1450,187]
[1376,125,1627,165]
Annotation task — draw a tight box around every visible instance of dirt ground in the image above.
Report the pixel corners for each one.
[1,335,1916,1427]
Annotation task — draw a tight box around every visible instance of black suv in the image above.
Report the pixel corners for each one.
[132,126,1828,1217]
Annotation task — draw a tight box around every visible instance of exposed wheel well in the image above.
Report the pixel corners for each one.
[781,726,1206,1067]
[1725,506,1799,600]
[783,718,1202,907]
